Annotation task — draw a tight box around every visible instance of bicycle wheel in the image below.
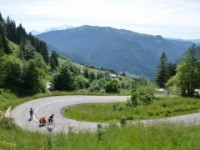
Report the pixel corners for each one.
[46,122,55,132]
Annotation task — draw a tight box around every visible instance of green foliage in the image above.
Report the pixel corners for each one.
[0,24,11,55]
[89,78,107,92]
[0,53,48,94]
[89,71,96,82]
[97,124,104,141]
[19,40,35,60]
[120,117,127,126]
[105,80,120,93]
[50,51,59,70]
[167,44,200,97]
[75,75,89,89]
[83,68,89,78]
[6,17,18,44]
[156,52,168,88]
[131,86,155,106]
[0,55,24,87]
[52,63,82,91]
[23,56,48,94]
[0,117,15,130]
[0,12,3,22]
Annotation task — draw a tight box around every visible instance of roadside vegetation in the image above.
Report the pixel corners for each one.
[65,96,200,122]
[1,121,200,149]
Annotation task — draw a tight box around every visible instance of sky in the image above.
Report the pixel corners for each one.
[0,0,200,39]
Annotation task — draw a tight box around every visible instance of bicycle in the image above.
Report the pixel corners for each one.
[46,120,55,132]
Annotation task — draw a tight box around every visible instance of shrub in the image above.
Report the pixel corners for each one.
[120,117,127,126]
[131,86,155,106]
[105,80,120,93]
[0,117,16,129]
[97,124,104,141]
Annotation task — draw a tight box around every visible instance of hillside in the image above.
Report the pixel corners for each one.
[37,25,193,79]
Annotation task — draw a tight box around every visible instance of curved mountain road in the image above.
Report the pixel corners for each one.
[10,96,200,133]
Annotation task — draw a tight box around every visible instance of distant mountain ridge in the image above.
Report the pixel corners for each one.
[37,25,193,79]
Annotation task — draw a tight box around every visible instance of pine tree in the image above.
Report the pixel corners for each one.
[39,41,49,64]
[6,17,18,43]
[0,24,11,54]
[167,62,176,79]
[16,24,27,44]
[156,52,168,88]
[0,12,4,22]
[50,51,59,70]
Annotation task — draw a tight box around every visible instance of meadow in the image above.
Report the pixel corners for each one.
[65,96,200,122]
[1,121,200,149]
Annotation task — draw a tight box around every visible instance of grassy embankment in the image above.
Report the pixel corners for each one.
[1,122,200,149]
[65,97,200,122]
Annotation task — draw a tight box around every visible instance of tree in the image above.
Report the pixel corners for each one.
[52,63,81,91]
[175,44,200,96]
[0,24,11,54]
[39,41,49,64]
[0,12,4,22]
[16,24,27,44]
[89,72,96,82]
[0,55,23,87]
[105,80,120,93]
[19,40,35,60]
[23,54,48,94]
[6,17,18,43]
[97,71,103,79]
[156,52,168,88]
[52,64,77,91]
[50,51,59,70]
[167,62,176,79]
[83,68,89,79]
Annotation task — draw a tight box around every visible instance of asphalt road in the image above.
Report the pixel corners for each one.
[10,95,200,133]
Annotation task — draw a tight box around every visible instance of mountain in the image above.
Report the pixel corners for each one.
[189,39,200,44]
[37,25,193,79]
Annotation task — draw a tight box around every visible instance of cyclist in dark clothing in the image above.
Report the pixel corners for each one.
[29,108,33,119]
[48,114,54,124]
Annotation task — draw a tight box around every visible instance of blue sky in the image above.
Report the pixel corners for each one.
[0,0,200,39]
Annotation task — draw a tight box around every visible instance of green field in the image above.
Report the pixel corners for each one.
[65,97,200,122]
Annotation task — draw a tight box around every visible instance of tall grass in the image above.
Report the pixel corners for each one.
[0,123,200,149]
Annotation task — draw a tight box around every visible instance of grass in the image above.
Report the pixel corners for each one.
[1,122,200,149]
[65,97,200,122]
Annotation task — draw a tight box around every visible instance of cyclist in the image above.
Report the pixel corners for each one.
[48,114,54,124]
[29,108,33,119]
[39,116,47,125]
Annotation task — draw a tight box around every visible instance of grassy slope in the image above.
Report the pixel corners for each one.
[0,123,200,149]
[65,97,200,122]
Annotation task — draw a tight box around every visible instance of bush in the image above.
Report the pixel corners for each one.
[105,80,120,93]
[131,86,155,106]
[97,124,104,141]
[0,117,16,129]
[120,117,127,126]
